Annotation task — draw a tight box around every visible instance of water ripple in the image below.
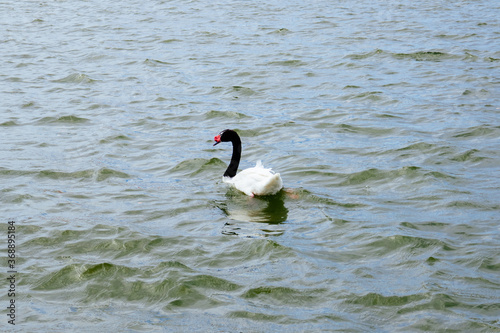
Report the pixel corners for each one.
[3,0,500,330]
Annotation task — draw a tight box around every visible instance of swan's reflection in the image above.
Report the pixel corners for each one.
[217,189,288,237]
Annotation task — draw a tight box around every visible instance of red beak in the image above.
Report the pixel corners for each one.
[213,135,221,146]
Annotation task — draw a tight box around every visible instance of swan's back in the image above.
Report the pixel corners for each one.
[223,161,283,197]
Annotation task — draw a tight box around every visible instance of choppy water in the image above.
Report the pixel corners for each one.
[2,0,500,331]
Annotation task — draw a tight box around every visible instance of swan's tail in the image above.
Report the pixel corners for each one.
[255,160,275,173]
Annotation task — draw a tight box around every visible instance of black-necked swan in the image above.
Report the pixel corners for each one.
[213,129,283,197]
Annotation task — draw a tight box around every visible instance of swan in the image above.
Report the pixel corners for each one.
[213,129,283,197]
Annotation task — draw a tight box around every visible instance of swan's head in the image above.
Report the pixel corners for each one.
[213,129,238,146]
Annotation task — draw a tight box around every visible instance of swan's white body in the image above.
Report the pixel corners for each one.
[223,160,283,197]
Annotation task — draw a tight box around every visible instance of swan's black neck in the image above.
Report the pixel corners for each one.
[224,134,241,178]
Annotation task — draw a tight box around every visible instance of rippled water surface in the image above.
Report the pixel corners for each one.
[2,0,500,331]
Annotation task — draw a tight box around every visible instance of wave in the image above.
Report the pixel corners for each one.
[344,49,461,62]
[51,73,98,84]
[35,168,130,181]
[452,125,500,139]
[242,285,328,306]
[0,167,132,181]
[203,110,252,119]
[0,120,19,126]
[169,157,225,177]
[35,115,90,124]
[32,261,241,309]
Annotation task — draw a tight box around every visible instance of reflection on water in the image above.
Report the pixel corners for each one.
[216,190,288,237]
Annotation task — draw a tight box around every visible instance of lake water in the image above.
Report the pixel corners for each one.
[1,0,500,331]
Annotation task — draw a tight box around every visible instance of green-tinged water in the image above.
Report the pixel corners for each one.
[1,0,500,331]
